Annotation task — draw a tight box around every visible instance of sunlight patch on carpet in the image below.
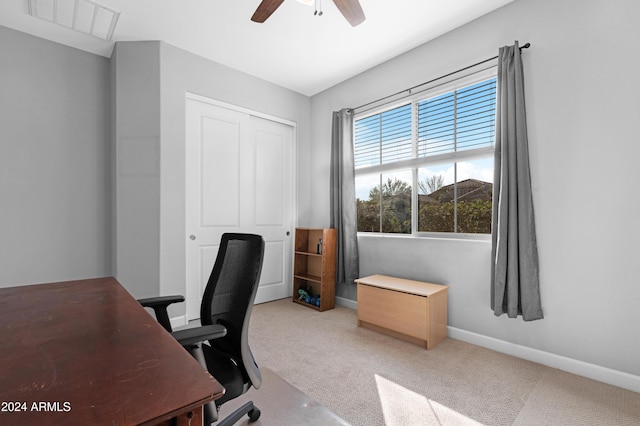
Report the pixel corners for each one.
[375,374,483,426]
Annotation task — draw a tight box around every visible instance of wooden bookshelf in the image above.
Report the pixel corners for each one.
[292,228,337,312]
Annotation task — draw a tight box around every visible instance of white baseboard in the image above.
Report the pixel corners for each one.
[335,299,639,393]
[335,296,358,310]
[211,296,640,393]
[448,326,640,394]
[170,315,188,330]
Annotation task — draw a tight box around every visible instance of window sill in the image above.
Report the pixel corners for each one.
[357,232,491,243]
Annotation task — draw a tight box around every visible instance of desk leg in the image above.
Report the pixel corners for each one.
[155,406,203,426]
[176,407,203,426]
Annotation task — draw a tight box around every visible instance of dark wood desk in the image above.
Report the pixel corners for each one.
[0,277,224,425]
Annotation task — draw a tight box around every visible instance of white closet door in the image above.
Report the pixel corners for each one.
[185,96,294,320]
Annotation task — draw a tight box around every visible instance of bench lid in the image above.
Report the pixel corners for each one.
[355,274,448,297]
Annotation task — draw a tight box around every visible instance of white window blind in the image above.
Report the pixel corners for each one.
[354,103,412,168]
[417,79,496,157]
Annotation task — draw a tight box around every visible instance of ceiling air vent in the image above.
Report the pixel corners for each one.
[27,0,120,41]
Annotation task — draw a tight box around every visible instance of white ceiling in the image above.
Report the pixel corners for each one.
[0,0,512,96]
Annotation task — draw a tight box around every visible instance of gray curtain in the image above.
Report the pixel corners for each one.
[330,109,359,285]
[491,41,543,321]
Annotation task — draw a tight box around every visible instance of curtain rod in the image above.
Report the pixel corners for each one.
[353,42,531,113]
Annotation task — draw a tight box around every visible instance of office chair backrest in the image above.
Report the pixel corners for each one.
[200,233,264,389]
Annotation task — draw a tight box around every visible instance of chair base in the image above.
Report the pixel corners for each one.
[216,401,260,426]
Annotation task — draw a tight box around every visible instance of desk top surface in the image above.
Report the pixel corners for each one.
[355,274,448,297]
[0,277,223,425]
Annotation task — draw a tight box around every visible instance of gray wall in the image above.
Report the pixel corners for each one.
[0,26,112,287]
[2,0,638,385]
[112,41,311,309]
[157,41,311,307]
[112,41,161,298]
[309,0,640,378]
[0,27,312,303]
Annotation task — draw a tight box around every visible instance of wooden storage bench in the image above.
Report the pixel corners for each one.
[355,274,448,349]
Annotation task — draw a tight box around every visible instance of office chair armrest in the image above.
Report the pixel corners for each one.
[172,324,228,347]
[138,295,185,332]
[138,295,185,308]
[173,323,228,424]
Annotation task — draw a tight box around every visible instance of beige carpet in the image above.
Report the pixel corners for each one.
[247,298,640,426]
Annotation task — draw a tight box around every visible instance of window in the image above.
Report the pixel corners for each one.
[354,73,496,236]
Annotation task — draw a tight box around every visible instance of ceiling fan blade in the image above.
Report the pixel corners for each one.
[332,0,365,27]
[251,0,285,23]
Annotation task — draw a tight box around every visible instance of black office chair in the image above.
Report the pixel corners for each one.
[139,233,265,425]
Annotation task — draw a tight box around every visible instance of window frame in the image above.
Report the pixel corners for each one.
[353,67,497,240]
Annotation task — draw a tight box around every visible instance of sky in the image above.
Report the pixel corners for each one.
[355,157,494,201]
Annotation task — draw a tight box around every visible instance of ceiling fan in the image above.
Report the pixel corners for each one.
[251,0,366,27]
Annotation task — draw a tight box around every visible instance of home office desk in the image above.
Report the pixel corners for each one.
[0,277,224,425]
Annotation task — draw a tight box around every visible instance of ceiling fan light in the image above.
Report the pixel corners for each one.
[296,0,314,6]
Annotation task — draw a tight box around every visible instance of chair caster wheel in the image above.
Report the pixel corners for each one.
[248,407,261,422]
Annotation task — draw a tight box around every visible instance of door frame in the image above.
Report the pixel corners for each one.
[184,92,297,319]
